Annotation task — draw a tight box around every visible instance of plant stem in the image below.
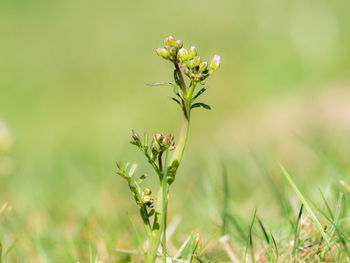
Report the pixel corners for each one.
[145,184,168,262]
[169,111,191,171]
[162,150,169,263]
[145,63,192,263]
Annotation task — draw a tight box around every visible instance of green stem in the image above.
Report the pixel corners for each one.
[145,184,167,262]
[162,150,169,262]
[169,111,191,171]
[145,64,192,263]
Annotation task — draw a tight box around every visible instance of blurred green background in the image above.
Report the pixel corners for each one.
[1,0,350,261]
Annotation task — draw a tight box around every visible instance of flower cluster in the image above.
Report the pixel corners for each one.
[141,187,154,208]
[152,132,175,153]
[130,130,175,165]
[155,36,183,62]
[155,35,221,83]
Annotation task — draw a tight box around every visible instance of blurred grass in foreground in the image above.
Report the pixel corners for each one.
[0,0,350,261]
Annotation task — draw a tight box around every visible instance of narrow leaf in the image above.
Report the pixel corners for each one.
[257,217,270,244]
[191,102,211,110]
[170,97,181,105]
[147,82,178,89]
[191,87,207,102]
[292,204,303,256]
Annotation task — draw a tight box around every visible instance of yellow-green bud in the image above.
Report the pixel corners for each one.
[165,133,174,140]
[155,133,163,144]
[193,56,201,66]
[169,47,176,59]
[160,48,169,59]
[174,40,183,49]
[188,46,197,60]
[184,67,190,76]
[169,141,175,151]
[162,137,170,146]
[210,55,221,70]
[141,195,151,204]
[199,61,208,72]
[164,36,175,46]
[186,60,194,69]
[155,48,162,56]
[143,188,152,195]
[177,47,188,61]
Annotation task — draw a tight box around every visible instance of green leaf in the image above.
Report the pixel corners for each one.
[146,82,178,89]
[170,97,181,105]
[191,87,207,102]
[191,102,211,110]
[173,88,181,98]
[292,204,303,256]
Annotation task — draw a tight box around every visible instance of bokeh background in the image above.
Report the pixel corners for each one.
[1,0,350,261]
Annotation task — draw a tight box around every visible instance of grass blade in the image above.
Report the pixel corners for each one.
[279,164,337,262]
[257,217,270,244]
[292,204,303,256]
[222,163,229,235]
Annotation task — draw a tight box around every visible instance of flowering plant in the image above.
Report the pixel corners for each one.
[115,35,220,262]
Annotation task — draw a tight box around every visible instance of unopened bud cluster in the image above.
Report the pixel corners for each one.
[155,36,183,62]
[153,133,175,152]
[141,187,154,208]
[180,48,220,83]
[130,130,175,157]
[156,35,221,83]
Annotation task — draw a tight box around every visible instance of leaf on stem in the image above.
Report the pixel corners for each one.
[146,82,178,89]
[191,87,207,102]
[191,102,211,110]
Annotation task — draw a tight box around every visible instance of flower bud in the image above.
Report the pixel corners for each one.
[194,73,203,82]
[174,40,183,49]
[166,133,174,140]
[169,47,176,59]
[186,60,194,69]
[141,195,151,204]
[199,61,208,72]
[177,47,188,61]
[143,188,152,195]
[193,56,201,66]
[155,48,162,56]
[162,137,170,146]
[160,48,169,59]
[164,36,175,46]
[131,130,140,140]
[155,133,163,144]
[130,140,138,146]
[210,55,221,70]
[188,46,197,60]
